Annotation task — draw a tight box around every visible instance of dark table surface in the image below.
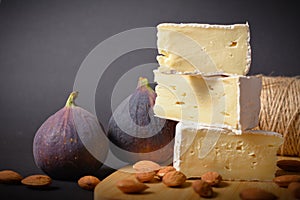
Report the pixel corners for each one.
[0,146,116,200]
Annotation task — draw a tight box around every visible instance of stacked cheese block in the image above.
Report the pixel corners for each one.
[153,23,283,181]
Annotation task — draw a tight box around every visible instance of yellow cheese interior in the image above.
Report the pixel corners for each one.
[157,23,250,75]
[174,123,283,181]
[153,71,261,131]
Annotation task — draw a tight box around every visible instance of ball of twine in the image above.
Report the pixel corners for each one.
[258,76,300,156]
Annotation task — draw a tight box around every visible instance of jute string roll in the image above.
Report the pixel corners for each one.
[258,76,300,156]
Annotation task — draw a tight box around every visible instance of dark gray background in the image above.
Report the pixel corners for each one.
[0,0,299,199]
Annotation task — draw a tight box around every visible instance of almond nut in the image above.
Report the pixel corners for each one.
[162,171,186,187]
[192,180,213,198]
[273,175,300,187]
[157,166,176,178]
[21,175,52,188]
[239,188,277,200]
[277,160,300,172]
[0,170,23,184]
[201,171,222,186]
[78,175,100,190]
[116,179,149,193]
[135,171,156,183]
[274,169,300,177]
[133,160,161,172]
[288,182,300,199]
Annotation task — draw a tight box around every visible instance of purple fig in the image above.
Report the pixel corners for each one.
[107,77,177,164]
[33,92,108,181]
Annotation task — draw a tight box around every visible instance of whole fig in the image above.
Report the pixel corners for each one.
[107,77,177,164]
[33,92,108,181]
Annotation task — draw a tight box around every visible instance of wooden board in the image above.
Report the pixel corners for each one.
[94,157,300,200]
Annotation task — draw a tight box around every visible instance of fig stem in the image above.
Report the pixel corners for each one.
[137,77,149,88]
[136,77,156,107]
[65,91,78,107]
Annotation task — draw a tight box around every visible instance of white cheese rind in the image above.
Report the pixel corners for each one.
[157,23,251,75]
[173,122,283,181]
[153,70,262,133]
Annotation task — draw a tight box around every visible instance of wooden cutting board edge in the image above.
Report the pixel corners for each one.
[94,156,300,200]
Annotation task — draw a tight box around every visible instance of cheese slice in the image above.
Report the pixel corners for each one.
[157,23,251,75]
[173,122,283,181]
[153,70,262,133]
